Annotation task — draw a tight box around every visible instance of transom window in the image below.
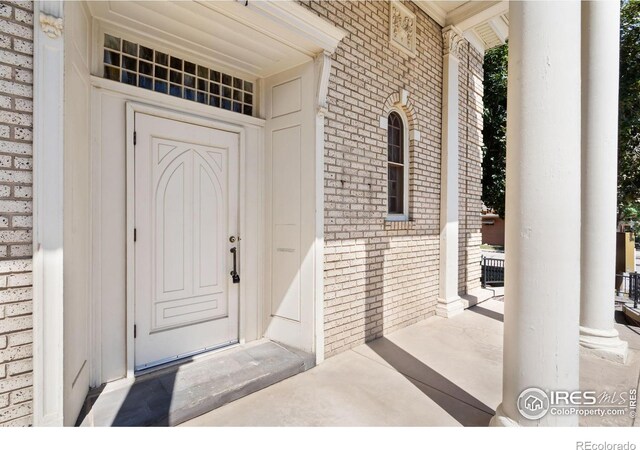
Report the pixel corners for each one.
[387,111,408,216]
[102,34,254,116]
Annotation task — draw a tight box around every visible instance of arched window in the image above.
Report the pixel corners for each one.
[387,111,408,217]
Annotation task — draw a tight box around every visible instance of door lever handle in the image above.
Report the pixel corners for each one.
[230,247,240,284]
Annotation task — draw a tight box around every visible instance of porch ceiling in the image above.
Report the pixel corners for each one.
[87,0,345,79]
[414,0,509,52]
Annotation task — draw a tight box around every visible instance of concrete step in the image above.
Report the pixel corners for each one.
[77,340,315,427]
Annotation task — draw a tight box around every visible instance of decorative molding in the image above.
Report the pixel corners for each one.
[442,25,464,59]
[314,51,332,114]
[389,1,416,57]
[399,88,409,106]
[39,13,64,39]
[243,0,347,55]
[464,29,486,55]
[412,1,447,27]
[382,91,416,131]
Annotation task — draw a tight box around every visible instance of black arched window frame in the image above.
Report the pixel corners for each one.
[387,111,407,216]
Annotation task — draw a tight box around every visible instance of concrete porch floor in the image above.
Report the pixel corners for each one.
[182,297,640,426]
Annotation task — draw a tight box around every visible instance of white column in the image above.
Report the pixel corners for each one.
[33,2,65,426]
[579,2,628,364]
[491,1,581,426]
[437,26,464,318]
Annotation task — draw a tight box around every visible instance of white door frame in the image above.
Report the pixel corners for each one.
[125,102,249,378]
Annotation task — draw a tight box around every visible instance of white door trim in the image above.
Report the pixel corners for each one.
[125,102,248,377]
[33,0,65,427]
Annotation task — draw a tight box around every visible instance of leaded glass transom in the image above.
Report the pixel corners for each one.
[103,34,254,117]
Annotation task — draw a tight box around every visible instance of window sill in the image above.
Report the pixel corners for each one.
[385,214,410,222]
[384,215,415,231]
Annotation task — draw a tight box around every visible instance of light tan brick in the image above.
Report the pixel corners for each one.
[9,386,31,404]
[7,331,30,347]
[0,372,31,394]
[0,412,31,427]
[7,273,30,287]
[0,401,32,423]
[6,358,31,376]
[0,287,31,304]
[0,4,12,18]
[300,1,482,358]
[0,315,31,333]
[13,8,32,25]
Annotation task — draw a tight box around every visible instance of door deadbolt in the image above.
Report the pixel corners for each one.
[229,236,236,243]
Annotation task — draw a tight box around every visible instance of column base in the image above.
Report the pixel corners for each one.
[489,404,519,427]
[436,296,464,318]
[579,326,629,364]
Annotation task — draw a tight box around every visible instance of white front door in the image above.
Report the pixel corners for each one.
[134,112,239,370]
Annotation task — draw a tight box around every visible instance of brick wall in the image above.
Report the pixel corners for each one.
[301,0,484,357]
[0,0,483,425]
[0,0,34,427]
[458,42,483,295]
[300,1,480,357]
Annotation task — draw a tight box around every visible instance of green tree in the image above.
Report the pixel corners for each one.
[481,43,508,218]
[482,0,640,228]
[618,0,640,233]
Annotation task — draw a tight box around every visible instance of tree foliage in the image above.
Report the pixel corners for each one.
[618,0,640,231]
[481,0,640,226]
[481,43,508,218]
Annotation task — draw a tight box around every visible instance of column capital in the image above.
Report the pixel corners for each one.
[442,25,464,59]
[39,13,63,39]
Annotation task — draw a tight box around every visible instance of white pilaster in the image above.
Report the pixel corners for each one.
[437,26,464,318]
[491,1,581,426]
[33,1,65,426]
[314,51,332,365]
[579,1,628,364]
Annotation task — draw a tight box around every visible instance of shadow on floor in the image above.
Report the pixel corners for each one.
[367,338,495,426]
[468,305,504,323]
[77,362,182,427]
[75,384,105,427]
[77,341,315,427]
[615,310,640,336]
[112,367,178,426]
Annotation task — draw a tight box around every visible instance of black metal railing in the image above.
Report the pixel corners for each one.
[481,256,505,288]
[616,272,640,308]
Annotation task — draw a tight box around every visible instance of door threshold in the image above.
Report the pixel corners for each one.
[135,339,239,376]
[77,340,314,426]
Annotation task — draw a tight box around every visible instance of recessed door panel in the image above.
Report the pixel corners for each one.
[263,61,316,353]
